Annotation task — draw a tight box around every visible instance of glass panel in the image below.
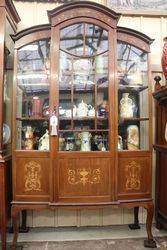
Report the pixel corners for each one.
[59,131,109,151]
[3,20,15,150]
[16,39,50,150]
[59,23,109,151]
[117,43,148,86]
[85,23,108,55]
[118,120,149,151]
[117,42,149,151]
[60,23,84,56]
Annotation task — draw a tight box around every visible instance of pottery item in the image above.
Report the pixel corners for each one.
[88,105,95,117]
[32,96,41,117]
[120,93,134,118]
[65,137,75,151]
[23,126,35,150]
[42,98,50,117]
[98,100,109,117]
[38,130,49,150]
[3,123,10,144]
[77,100,88,117]
[118,135,123,150]
[79,132,92,151]
[127,125,139,150]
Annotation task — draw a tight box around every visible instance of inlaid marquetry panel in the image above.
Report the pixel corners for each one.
[14,158,50,201]
[118,157,151,199]
[57,157,113,201]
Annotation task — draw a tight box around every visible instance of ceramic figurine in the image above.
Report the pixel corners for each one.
[79,132,92,151]
[118,135,123,150]
[77,100,88,117]
[127,125,139,150]
[38,130,49,151]
[98,100,109,117]
[65,137,75,151]
[88,105,95,117]
[120,93,134,118]
[23,126,34,150]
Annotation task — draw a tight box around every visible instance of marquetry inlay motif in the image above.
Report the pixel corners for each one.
[68,168,101,186]
[125,161,141,190]
[24,161,42,192]
[53,9,113,26]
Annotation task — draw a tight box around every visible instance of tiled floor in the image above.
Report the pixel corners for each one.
[7,224,167,243]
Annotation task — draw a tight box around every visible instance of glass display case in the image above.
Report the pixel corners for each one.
[11,2,156,249]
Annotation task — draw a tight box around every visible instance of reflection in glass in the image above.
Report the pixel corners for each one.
[117,43,148,86]
[59,23,109,151]
[16,39,50,150]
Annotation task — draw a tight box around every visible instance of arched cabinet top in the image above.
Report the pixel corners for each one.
[11,24,51,49]
[117,26,154,52]
[11,2,153,51]
[47,1,120,28]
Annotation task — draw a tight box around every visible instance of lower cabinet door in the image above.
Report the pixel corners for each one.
[56,157,114,202]
[118,156,151,200]
[14,158,50,202]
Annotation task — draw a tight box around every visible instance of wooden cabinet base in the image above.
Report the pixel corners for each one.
[11,200,156,250]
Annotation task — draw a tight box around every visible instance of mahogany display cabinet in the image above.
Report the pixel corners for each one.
[0,1,20,250]
[153,78,167,230]
[11,1,156,249]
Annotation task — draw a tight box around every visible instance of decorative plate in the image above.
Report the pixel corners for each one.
[3,123,11,144]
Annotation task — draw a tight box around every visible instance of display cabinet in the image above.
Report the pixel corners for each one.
[0,1,20,250]
[11,2,155,249]
[153,76,167,229]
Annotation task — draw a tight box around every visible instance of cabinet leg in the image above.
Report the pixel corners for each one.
[144,203,157,248]
[129,206,140,230]
[0,224,7,250]
[20,210,29,233]
[11,207,20,250]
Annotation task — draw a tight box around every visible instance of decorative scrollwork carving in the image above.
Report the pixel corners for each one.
[24,161,42,192]
[68,168,101,186]
[125,161,141,190]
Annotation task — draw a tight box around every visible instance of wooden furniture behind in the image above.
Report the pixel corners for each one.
[153,76,167,229]
[0,1,20,250]
[11,2,156,249]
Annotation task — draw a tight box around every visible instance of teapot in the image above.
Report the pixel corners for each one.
[77,100,88,117]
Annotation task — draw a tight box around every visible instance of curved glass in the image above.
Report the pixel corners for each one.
[117,42,149,151]
[58,23,109,152]
[16,39,50,150]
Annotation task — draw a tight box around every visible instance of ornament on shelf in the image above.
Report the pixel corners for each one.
[38,130,49,151]
[120,93,135,119]
[32,96,41,117]
[127,125,139,150]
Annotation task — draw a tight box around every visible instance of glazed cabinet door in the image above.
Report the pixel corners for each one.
[117,41,152,200]
[51,20,116,202]
[13,36,51,202]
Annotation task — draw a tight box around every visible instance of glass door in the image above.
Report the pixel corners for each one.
[15,39,50,151]
[117,42,149,151]
[58,23,110,152]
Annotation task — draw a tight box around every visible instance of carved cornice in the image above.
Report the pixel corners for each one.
[117,26,154,45]
[47,1,120,27]
[11,24,51,41]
